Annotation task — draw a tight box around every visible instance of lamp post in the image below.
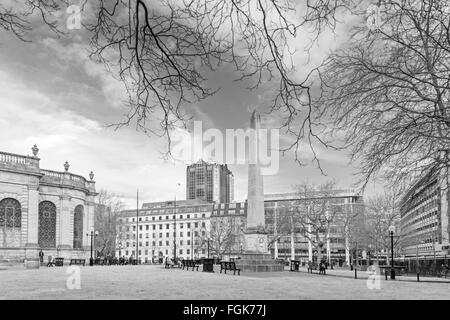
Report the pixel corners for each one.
[207,237,211,259]
[368,244,372,266]
[87,230,99,266]
[389,226,395,280]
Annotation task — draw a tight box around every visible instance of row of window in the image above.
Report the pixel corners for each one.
[119,230,206,240]
[120,221,207,232]
[122,248,207,257]
[124,239,202,248]
[120,212,208,223]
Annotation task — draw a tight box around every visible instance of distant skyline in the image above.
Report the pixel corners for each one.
[0,9,384,209]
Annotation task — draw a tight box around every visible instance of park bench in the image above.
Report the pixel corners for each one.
[220,261,241,275]
[69,259,86,266]
[54,257,64,267]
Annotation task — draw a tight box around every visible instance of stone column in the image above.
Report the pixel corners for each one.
[24,183,40,269]
[58,195,72,251]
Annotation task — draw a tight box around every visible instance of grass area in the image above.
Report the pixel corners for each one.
[0,264,449,300]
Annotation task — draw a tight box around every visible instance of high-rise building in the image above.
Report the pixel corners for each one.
[399,167,450,259]
[186,160,234,203]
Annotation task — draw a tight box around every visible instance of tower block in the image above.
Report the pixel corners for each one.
[235,111,284,272]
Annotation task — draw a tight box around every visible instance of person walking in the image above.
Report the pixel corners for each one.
[38,249,44,266]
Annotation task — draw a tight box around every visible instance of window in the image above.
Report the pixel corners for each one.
[152,225,156,230]
[180,223,183,229]
[166,232,169,237]
[159,233,162,238]
[179,249,183,255]
[202,214,205,218]
[125,250,129,256]
[139,225,142,231]
[187,240,190,245]
[159,241,162,246]
[145,242,149,247]
[195,231,198,236]
[126,242,130,247]
[38,201,56,248]
[146,225,149,230]
[159,225,162,230]
[195,222,198,228]
[166,224,170,229]
[139,234,142,239]
[152,241,156,246]
[139,218,142,222]
[166,216,169,220]
[187,249,190,255]
[159,216,162,220]
[153,234,156,238]
[187,215,190,219]
[152,217,155,221]
[133,226,136,231]
[187,231,191,237]
[166,240,169,246]
[202,222,205,228]
[180,240,183,245]
[180,215,183,219]
[187,223,191,228]
[180,232,183,237]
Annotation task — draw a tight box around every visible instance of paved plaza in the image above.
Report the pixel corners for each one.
[0,264,449,300]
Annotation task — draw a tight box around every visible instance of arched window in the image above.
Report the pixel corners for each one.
[38,201,57,248]
[0,198,22,247]
[73,205,84,249]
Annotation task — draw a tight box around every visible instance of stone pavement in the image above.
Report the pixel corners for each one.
[1,264,449,300]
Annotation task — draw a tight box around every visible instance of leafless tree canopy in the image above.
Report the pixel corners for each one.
[319,0,450,189]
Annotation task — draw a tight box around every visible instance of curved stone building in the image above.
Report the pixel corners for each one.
[0,145,97,267]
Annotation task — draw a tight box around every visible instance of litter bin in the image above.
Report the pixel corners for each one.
[203,258,214,273]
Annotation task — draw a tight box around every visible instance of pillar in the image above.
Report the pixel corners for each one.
[24,184,40,268]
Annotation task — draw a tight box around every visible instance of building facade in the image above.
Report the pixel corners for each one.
[400,168,450,259]
[116,199,212,262]
[0,146,97,266]
[186,160,234,203]
[117,190,363,265]
[209,191,364,264]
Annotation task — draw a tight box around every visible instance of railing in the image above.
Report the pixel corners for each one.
[0,151,39,171]
[0,151,35,165]
[41,169,89,190]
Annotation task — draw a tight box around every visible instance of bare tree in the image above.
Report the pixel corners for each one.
[319,0,450,189]
[293,181,340,264]
[365,190,401,262]
[95,189,125,257]
[198,215,242,258]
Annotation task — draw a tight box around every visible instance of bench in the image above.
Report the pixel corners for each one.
[69,259,86,266]
[220,261,240,275]
[47,257,64,267]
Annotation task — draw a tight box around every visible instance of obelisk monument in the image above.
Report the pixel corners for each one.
[235,110,284,272]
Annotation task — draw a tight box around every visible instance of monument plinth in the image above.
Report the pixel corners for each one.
[235,111,284,272]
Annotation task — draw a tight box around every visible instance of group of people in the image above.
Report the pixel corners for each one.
[307,259,328,275]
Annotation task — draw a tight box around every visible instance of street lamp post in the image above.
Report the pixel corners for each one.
[87,230,99,266]
[389,226,395,280]
[368,244,372,266]
[207,237,211,259]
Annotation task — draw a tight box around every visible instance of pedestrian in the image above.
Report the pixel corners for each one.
[38,249,44,265]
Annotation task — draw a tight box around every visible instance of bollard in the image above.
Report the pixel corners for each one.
[417,273,420,282]
[385,269,388,280]
[354,268,357,279]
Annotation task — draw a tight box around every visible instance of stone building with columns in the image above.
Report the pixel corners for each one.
[0,145,97,267]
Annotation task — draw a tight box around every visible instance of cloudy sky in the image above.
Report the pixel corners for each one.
[0,1,382,208]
